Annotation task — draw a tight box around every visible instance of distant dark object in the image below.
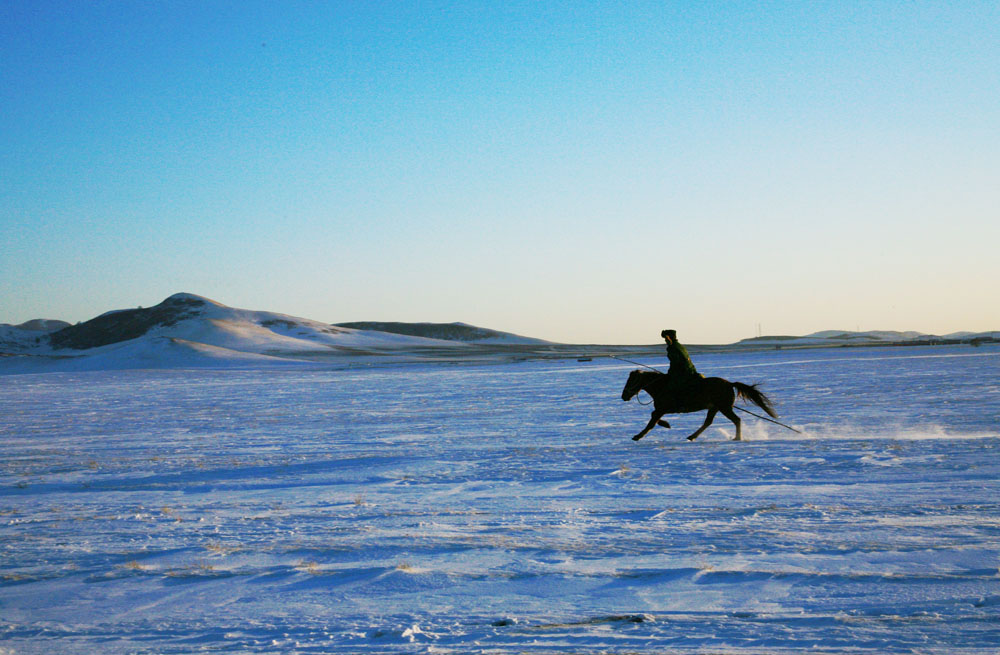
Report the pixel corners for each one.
[621,370,778,442]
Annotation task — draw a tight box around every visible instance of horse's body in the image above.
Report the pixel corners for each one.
[621,370,777,441]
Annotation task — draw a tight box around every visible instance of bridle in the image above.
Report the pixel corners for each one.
[634,391,654,406]
[624,372,656,406]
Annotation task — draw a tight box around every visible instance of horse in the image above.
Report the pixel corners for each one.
[621,370,778,442]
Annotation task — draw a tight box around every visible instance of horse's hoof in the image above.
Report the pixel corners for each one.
[686,435,697,441]
[632,435,643,441]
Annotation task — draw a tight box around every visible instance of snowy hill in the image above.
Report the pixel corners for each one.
[14,318,71,332]
[4,294,997,374]
[0,318,72,353]
[806,329,926,341]
[0,293,536,374]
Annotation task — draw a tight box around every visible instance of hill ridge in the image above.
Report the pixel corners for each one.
[3,293,998,375]
[0,294,559,373]
[335,320,549,345]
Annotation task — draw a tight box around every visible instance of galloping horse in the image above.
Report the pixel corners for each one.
[621,370,778,442]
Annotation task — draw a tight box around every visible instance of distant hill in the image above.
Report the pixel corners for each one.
[2,293,997,374]
[0,293,556,374]
[736,329,1000,348]
[49,294,208,350]
[14,319,71,332]
[0,318,72,355]
[335,321,550,345]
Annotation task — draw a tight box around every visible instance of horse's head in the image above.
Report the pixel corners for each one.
[621,370,647,401]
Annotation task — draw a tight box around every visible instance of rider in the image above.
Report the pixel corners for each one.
[661,329,702,407]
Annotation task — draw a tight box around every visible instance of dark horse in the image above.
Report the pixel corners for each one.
[621,370,778,442]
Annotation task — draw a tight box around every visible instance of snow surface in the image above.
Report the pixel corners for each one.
[2,345,999,653]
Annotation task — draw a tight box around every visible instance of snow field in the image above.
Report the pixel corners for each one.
[2,346,999,653]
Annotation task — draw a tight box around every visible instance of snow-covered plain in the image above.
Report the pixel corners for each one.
[2,345,999,653]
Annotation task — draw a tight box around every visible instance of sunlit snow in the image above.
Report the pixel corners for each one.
[2,345,999,653]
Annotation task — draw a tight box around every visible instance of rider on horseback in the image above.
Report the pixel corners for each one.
[661,329,703,410]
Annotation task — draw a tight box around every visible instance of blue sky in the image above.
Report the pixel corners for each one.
[2,1,998,344]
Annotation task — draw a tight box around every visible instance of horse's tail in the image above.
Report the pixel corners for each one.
[732,382,778,418]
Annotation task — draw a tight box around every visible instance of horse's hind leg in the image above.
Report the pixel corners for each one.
[686,408,718,441]
[720,406,742,441]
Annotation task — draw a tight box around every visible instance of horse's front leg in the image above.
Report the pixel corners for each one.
[686,408,718,441]
[632,409,666,441]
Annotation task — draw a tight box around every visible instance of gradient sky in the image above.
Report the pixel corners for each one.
[2,2,998,344]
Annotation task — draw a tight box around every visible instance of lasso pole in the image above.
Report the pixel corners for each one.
[734,406,803,434]
[607,354,666,374]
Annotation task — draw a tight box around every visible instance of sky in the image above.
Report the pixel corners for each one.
[2,1,998,345]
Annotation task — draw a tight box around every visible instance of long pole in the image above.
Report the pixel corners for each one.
[607,354,665,374]
[734,406,803,434]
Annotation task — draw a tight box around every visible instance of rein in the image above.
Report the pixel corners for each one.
[634,390,654,406]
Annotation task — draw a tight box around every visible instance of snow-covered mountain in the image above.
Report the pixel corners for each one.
[0,293,549,373]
